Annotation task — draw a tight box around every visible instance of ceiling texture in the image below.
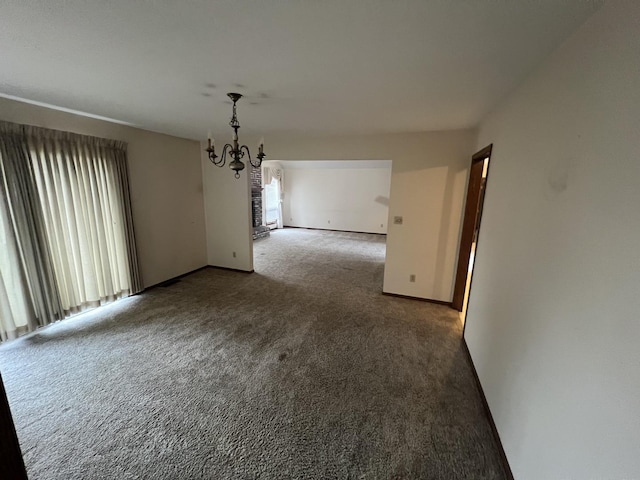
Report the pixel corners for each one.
[0,0,602,140]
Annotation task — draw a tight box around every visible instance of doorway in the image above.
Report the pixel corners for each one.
[452,145,493,325]
[264,177,281,229]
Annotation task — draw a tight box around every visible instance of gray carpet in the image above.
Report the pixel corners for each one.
[0,228,506,479]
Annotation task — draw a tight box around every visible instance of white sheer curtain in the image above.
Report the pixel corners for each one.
[27,129,137,314]
[263,164,284,229]
[0,121,141,340]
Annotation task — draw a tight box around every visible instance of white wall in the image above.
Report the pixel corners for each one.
[465,2,640,479]
[201,147,253,271]
[262,131,476,301]
[280,160,391,234]
[0,97,207,288]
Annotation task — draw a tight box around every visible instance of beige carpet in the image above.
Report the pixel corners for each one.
[0,228,506,479]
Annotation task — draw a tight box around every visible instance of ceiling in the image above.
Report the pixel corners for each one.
[268,160,392,170]
[0,0,602,140]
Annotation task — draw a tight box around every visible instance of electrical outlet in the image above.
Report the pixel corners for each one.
[232,251,236,258]
[409,274,416,282]
[394,216,403,225]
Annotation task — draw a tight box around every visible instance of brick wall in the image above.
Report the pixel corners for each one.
[250,166,262,228]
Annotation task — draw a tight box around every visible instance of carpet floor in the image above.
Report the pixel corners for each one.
[0,228,506,479]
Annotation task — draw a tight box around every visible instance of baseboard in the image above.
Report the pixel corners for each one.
[143,265,211,291]
[461,338,515,480]
[283,225,387,236]
[382,291,452,307]
[207,265,254,274]
[141,265,254,293]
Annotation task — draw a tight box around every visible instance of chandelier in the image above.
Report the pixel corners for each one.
[205,93,265,178]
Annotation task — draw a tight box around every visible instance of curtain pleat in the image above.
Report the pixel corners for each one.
[0,121,142,340]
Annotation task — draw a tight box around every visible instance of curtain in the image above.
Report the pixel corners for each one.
[0,124,64,336]
[0,187,34,341]
[25,126,142,313]
[0,121,141,340]
[263,164,284,229]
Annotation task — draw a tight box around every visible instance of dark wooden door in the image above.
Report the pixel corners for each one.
[452,145,492,311]
[0,372,28,479]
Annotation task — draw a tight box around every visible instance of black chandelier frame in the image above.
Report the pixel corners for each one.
[206,93,265,178]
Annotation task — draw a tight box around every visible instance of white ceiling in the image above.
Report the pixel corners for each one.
[0,0,602,140]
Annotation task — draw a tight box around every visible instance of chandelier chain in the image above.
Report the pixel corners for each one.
[229,100,240,129]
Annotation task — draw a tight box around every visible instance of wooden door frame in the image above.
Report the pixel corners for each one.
[452,144,493,313]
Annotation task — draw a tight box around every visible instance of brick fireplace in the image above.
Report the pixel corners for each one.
[251,166,270,239]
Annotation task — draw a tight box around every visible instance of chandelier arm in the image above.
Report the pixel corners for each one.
[218,144,233,166]
[244,145,265,168]
[239,145,252,165]
[252,151,266,168]
[207,150,219,165]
